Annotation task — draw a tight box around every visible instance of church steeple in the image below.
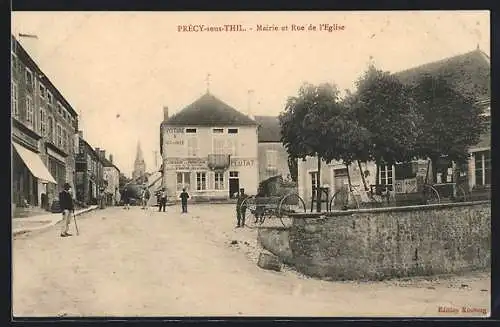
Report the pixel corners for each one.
[132,141,146,182]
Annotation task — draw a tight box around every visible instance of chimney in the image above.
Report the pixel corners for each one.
[163,106,169,121]
[95,147,100,158]
[78,130,83,138]
[100,150,106,160]
[109,154,113,163]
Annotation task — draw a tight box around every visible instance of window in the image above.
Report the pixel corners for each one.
[310,171,319,190]
[11,82,19,117]
[47,92,53,105]
[212,128,224,134]
[394,162,417,180]
[187,137,198,157]
[56,124,62,147]
[474,151,491,187]
[214,172,224,190]
[62,129,67,151]
[25,68,33,89]
[57,102,63,115]
[379,164,394,189]
[266,150,278,169]
[186,128,197,133]
[213,137,226,155]
[229,171,239,178]
[226,138,238,156]
[40,108,47,136]
[39,84,46,99]
[25,95,34,127]
[196,172,207,190]
[176,172,191,191]
[228,128,238,134]
[48,117,54,143]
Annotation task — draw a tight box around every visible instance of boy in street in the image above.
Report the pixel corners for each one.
[179,188,190,213]
[236,188,248,228]
[59,183,75,237]
[158,188,167,212]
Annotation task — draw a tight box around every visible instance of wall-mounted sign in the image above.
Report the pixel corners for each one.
[165,127,185,134]
[230,158,255,167]
[165,157,207,171]
[12,128,38,150]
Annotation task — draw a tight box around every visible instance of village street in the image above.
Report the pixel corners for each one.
[13,204,490,317]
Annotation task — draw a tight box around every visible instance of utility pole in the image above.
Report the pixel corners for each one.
[153,150,158,168]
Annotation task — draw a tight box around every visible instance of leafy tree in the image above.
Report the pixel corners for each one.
[353,64,422,187]
[287,156,298,182]
[279,83,371,211]
[411,74,486,183]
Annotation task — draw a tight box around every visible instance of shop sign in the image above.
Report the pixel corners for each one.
[230,158,255,167]
[165,157,207,170]
[12,128,38,150]
[165,128,185,145]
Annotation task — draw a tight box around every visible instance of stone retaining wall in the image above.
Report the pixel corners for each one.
[257,201,491,280]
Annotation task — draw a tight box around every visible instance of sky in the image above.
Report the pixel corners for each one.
[11,11,490,177]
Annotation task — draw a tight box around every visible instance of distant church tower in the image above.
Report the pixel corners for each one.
[132,141,146,182]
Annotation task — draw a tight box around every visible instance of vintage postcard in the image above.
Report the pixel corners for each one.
[11,11,491,318]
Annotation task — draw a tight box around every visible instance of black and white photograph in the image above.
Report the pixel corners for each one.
[11,11,491,317]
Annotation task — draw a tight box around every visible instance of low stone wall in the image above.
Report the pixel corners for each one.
[257,201,491,280]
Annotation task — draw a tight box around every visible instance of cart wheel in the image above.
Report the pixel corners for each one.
[278,193,306,227]
[329,189,360,211]
[423,185,440,204]
[240,197,258,229]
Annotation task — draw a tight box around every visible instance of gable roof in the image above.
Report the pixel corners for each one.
[254,115,282,142]
[165,92,257,127]
[394,49,490,100]
[101,157,120,172]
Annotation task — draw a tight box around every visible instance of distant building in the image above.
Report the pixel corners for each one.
[160,92,259,201]
[11,34,78,211]
[75,132,104,205]
[254,115,291,182]
[100,152,121,206]
[297,47,491,206]
[132,141,147,183]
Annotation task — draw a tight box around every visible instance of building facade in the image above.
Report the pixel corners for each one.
[160,93,259,201]
[11,35,78,211]
[297,48,491,207]
[254,116,291,182]
[101,153,121,205]
[75,132,104,205]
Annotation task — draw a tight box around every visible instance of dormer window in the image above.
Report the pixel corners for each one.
[228,128,238,134]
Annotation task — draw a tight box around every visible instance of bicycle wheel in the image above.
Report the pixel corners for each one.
[329,189,360,211]
[423,185,440,204]
[278,193,306,227]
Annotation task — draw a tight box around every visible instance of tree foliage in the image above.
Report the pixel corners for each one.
[411,74,486,165]
[352,65,422,165]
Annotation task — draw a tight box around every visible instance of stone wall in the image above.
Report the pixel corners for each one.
[258,201,491,280]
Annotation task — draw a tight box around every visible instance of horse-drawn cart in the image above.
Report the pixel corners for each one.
[239,175,306,228]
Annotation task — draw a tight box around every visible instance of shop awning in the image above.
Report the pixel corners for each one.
[13,143,57,184]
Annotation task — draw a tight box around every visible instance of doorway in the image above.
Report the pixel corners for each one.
[229,171,239,198]
[333,168,349,207]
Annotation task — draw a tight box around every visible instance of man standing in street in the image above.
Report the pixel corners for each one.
[158,188,167,212]
[179,188,190,213]
[59,183,75,237]
[236,188,248,228]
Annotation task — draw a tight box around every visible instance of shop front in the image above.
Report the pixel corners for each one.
[163,156,259,201]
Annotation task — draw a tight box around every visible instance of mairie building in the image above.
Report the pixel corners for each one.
[160,92,259,201]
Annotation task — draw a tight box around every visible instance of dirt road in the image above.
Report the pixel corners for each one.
[13,204,490,317]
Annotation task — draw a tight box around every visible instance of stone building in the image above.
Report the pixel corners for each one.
[254,115,291,182]
[297,47,491,207]
[74,132,104,205]
[160,92,259,201]
[100,152,121,205]
[11,34,78,211]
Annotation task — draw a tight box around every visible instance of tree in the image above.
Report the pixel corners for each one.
[411,74,486,183]
[287,156,298,182]
[280,83,364,212]
[353,64,422,188]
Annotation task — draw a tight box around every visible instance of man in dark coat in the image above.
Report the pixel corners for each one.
[179,188,190,213]
[59,183,75,237]
[122,186,130,210]
[236,188,248,228]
